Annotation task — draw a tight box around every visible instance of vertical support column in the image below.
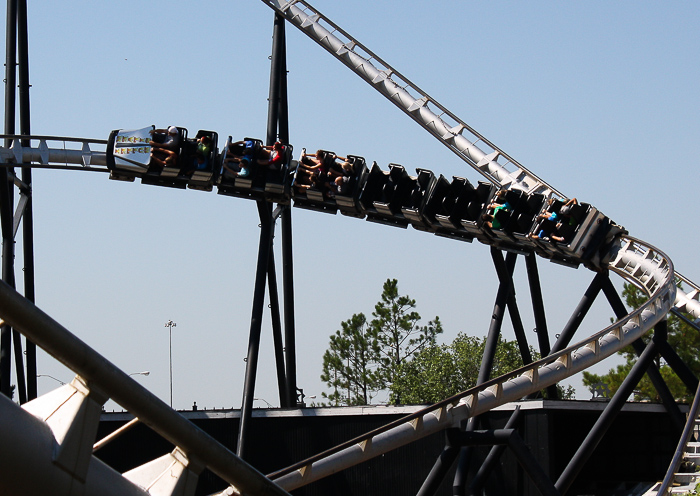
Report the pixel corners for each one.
[267,11,297,408]
[275,19,298,409]
[525,253,557,399]
[3,0,16,143]
[492,249,531,365]
[454,248,517,495]
[237,201,275,459]
[525,253,550,355]
[266,13,285,147]
[17,0,35,401]
[267,253,289,407]
[478,249,518,384]
[282,206,296,406]
[0,0,18,399]
[238,9,294,457]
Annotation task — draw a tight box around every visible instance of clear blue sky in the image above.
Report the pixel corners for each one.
[9,1,699,409]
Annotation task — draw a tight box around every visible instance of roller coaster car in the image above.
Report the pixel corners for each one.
[140,127,207,190]
[458,181,498,244]
[264,144,293,203]
[217,137,262,196]
[292,152,366,218]
[425,175,476,242]
[217,138,292,203]
[400,168,438,232]
[359,163,415,228]
[333,155,367,218]
[528,199,623,269]
[178,130,220,192]
[488,190,547,254]
[108,127,221,191]
[106,125,165,182]
[291,149,336,214]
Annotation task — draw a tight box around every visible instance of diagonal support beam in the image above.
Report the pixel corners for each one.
[238,200,276,459]
[555,337,660,494]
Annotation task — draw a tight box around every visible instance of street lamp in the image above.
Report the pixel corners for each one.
[129,371,150,377]
[37,374,65,385]
[165,320,176,407]
[254,398,274,408]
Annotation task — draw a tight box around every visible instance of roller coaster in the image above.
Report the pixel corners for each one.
[0,1,699,495]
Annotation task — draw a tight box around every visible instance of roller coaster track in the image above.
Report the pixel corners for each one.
[0,132,696,494]
[260,0,565,199]
[0,2,698,494]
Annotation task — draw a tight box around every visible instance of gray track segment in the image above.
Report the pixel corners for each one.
[0,136,698,495]
[258,0,700,321]
[0,135,107,168]
[0,278,291,496]
[261,0,563,198]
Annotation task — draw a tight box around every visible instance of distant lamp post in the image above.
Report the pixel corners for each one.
[165,320,176,407]
[254,398,274,408]
[129,371,150,377]
[37,374,65,385]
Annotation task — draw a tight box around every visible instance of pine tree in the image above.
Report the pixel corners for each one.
[320,313,384,406]
[371,279,443,403]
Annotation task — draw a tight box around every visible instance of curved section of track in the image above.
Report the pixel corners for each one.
[0,133,692,492]
[0,4,694,496]
[256,0,700,324]
[269,236,676,490]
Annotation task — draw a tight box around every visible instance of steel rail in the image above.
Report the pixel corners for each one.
[0,134,107,168]
[1,132,698,491]
[0,278,291,496]
[260,0,565,198]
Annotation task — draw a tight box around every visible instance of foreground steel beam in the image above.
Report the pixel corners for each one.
[0,392,149,496]
[0,279,290,496]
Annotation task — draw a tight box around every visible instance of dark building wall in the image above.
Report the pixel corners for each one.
[94,401,679,496]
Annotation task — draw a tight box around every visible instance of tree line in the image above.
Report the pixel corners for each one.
[321,279,699,406]
[320,279,535,405]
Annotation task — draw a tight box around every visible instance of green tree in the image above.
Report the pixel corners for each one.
[320,279,442,405]
[320,313,384,406]
[372,279,443,403]
[582,283,699,403]
[390,333,534,404]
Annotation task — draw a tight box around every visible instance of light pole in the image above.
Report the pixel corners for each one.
[164,320,176,407]
[254,397,274,408]
[37,374,65,385]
